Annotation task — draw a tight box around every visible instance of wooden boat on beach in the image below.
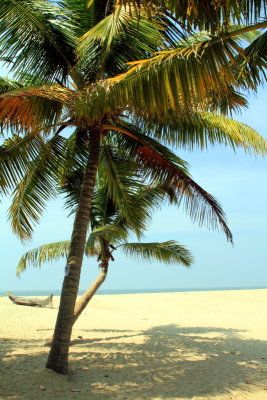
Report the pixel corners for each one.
[8,291,53,308]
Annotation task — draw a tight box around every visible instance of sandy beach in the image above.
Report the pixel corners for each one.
[1,289,267,400]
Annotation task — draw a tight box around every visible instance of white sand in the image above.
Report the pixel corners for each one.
[1,289,267,399]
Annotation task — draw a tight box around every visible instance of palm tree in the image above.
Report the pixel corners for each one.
[14,139,199,345]
[18,237,192,324]
[16,176,195,327]
[0,1,266,373]
[12,128,232,321]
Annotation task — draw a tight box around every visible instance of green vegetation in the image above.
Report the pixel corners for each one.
[16,168,195,325]
[0,0,266,373]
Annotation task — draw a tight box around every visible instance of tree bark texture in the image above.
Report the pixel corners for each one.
[44,266,108,347]
[46,130,101,374]
[73,265,108,324]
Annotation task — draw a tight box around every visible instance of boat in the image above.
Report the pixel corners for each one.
[8,291,53,308]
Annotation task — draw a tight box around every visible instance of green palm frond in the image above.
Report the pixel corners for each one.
[78,4,165,81]
[16,240,71,276]
[90,184,118,228]
[99,27,266,114]
[86,224,128,256]
[0,0,78,84]
[99,143,149,236]
[0,134,44,194]
[133,182,177,213]
[135,110,267,155]
[244,30,267,61]
[115,0,266,31]
[228,25,262,43]
[69,23,267,122]
[61,166,85,214]
[58,129,89,212]
[237,30,267,85]
[17,236,193,276]
[106,125,233,241]
[194,112,267,153]
[8,136,65,240]
[119,240,193,267]
[0,77,24,95]
[60,139,120,217]
[62,0,107,35]
[203,87,248,115]
[60,140,149,236]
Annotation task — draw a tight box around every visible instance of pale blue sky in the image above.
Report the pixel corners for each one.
[0,67,266,292]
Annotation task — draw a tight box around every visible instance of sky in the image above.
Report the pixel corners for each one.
[0,69,266,293]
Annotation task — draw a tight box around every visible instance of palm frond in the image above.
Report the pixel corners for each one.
[58,129,89,213]
[115,0,266,32]
[61,166,85,214]
[90,184,118,228]
[61,0,107,35]
[228,24,262,43]
[119,240,193,267]
[104,121,190,178]
[133,182,175,212]
[0,77,24,95]
[101,27,266,114]
[16,240,71,276]
[99,143,149,237]
[237,29,267,86]
[78,4,165,81]
[0,85,70,133]
[86,224,128,256]
[134,110,267,155]
[244,29,267,61]
[0,0,78,84]
[0,134,44,194]
[8,136,65,240]
[104,125,233,242]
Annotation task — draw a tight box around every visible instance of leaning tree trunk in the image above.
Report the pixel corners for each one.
[73,264,108,324]
[73,240,110,323]
[46,130,101,374]
[44,265,108,348]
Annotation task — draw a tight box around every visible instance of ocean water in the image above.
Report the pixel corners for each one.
[1,286,266,297]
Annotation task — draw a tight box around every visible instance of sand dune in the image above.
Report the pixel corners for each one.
[1,289,267,400]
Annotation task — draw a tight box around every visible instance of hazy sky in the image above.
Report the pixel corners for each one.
[0,66,266,292]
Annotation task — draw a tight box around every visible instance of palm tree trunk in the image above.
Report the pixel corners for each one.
[44,266,108,348]
[73,239,110,324]
[73,265,108,324]
[46,130,101,374]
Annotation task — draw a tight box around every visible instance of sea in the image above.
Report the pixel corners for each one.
[1,286,266,297]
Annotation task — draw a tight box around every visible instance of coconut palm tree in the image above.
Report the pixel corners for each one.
[16,174,195,327]
[0,0,267,373]
[15,131,238,327]
[0,114,240,373]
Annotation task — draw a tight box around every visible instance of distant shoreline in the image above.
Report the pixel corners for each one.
[1,286,266,296]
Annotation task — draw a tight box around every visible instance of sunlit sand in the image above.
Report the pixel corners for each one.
[1,289,267,399]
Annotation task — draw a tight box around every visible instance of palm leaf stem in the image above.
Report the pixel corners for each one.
[213,20,267,41]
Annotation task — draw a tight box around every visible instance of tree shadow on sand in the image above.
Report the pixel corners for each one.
[1,325,267,399]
